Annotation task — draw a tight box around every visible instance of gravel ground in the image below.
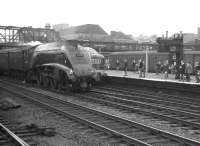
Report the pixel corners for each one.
[0,89,124,146]
[1,82,200,145]
[39,90,200,142]
[101,83,200,100]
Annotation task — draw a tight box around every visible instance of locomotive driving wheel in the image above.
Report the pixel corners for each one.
[36,74,43,87]
[26,71,32,83]
[49,78,58,90]
[43,76,50,88]
[86,82,92,91]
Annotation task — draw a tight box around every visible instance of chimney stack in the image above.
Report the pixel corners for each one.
[198,27,200,39]
[166,31,168,38]
[180,31,183,37]
[45,23,51,29]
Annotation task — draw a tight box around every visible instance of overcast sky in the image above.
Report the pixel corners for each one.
[1,0,200,36]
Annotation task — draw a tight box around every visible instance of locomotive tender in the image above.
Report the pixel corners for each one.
[0,40,96,91]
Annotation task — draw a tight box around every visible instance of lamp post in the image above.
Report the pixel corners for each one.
[145,46,148,73]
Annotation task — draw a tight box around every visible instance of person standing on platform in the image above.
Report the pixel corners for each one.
[155,61,161,75]
[116,59,120,70]
[135,61,139,73]
[138,59,144,78]
[195,62,200,83]
[132,59,136,73]
[160,63,164,75]
[104,59,110,71]
[124,59,128,76]
[107,59,110,70]
[103,59,107,71]
[179,60,186,81]
[164,60,169,78]
[170,63,175,74]
[173,62,178,79]
[142,60,145,78]
[185,62,192,82]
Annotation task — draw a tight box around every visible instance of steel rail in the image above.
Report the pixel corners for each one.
[2,79,200,125]
[91,88,200,114]
[0,123,30,146]
[0,82,150,146]
[89,91,200,119]
[73,92,200,129]
[97,85,200,106]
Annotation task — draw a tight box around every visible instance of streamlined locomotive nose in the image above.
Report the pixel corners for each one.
[73,64,93,77]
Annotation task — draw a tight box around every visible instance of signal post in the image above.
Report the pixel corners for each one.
[157,32,183,79]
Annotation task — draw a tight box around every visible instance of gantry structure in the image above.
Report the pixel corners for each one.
[0,25,57,48]
[0,25,200,52]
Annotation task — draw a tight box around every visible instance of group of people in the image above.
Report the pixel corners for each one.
[155,60,177,79]
[156,60,200,82]
[105,58,200,83]
[116,58,145,77]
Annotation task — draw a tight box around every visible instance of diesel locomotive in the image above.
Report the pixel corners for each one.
[0,40,96,91]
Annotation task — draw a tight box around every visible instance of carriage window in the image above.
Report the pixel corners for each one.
[75,51,84,57]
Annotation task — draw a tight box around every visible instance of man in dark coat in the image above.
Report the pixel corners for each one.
[116,59,120,70]
[179,60,186,81]
[124,59,128,76]
[138,59,144,77]
[195,62,200,83]
[132,59,136,72]
[164,60,169,78]
[185,62,192,82]
[156,61,161,75]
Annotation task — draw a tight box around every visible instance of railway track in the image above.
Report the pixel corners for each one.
[0,109,55,146]
[92,86,200,114]
[6,78,200,131]
[0,80,200,145]
[96,85,200,106]
[74,90,200,129]
[84,88,200,130]
[0,120,31,146]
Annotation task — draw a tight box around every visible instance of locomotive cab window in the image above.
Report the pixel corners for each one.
[64,57,72,68]
[75,50,84,57]
[55,53,65,65]
[54,53,72,68]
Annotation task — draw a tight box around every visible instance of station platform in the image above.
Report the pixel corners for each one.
[101,70,199,85]
[99,70,200,93]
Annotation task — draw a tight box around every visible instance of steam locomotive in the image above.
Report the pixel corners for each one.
[0,40,96,91]
[81,46,105,81]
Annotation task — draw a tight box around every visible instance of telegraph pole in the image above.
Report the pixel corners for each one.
[145,47,148,73]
